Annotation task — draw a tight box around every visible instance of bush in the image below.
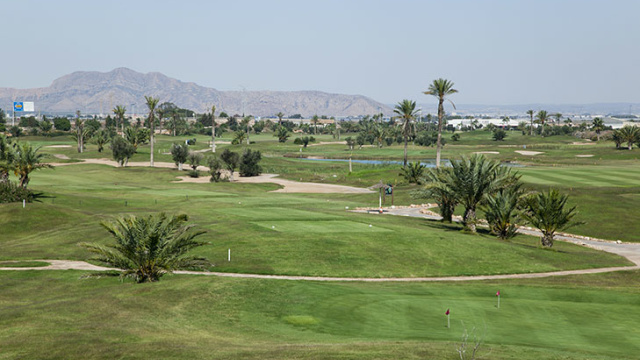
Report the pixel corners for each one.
[492,129,507,141]
[110,137,135,166]
[53,117,71,131]
[239,149,262,177]
[207,156,224,182]
[0,181,39,203]
[187,152,203,171]
[187,170,200,178]
[171,143,189,170]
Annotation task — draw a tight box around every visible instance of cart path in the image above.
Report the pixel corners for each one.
[1,261,638,282]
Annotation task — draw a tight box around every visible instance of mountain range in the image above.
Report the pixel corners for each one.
[0,68,392,117]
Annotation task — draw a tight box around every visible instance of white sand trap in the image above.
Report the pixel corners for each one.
[575,154,594,158]
[44,145,72,148]
[571,142,595,145]
[473,151,499,154]
[53,154,70,160]
[515,150,544,156]
[308,141,346,146]
[174,176,211,183]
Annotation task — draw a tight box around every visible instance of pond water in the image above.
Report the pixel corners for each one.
[300,158,524,167]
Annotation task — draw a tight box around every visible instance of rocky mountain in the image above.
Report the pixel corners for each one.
[0,68,391,117]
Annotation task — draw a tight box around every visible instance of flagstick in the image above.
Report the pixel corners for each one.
[447,314,450,328]
[497,294,500,309]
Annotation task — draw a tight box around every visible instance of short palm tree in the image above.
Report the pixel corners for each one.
[145,96,160,166]
[526,109,535,135]
[424,78,458,167]
[93,129,110,153]
[12,142,53,188]
[399,162,426,184]
[483,185,525,240]
[536,110,550,136]
[393,99,419,167]
[616,125,640,150]
[419,167,458,222]
[522,189,578,248]
[112,105,126,138]
[432,154,518,232]
[591,117,605,141]
[80,213,211,283]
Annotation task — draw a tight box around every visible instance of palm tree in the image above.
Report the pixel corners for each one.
[170,108,180,137]
[419,167,458,222]
[526,109,535,136]
[424,78,458,168]
[522,189,578,248]
[399,162,426,184]
[482,186,525,240]
[591,117,605,142]
[211,105,217,153]
[393,99,419,167]
[12,142,53,188]
[75,110,84,153]
[535,110,550,136]
[554,113,563,124]
[144,96,160,167]
[276,112,285,126]
[0,135,15,183]
[274,127,290,143]
[312,115,319,135]
[112,105,126,138]
[93,129,110,153]
[616,125,640,150]
[431,154,518,232]
[372,124,387,148]
[80,213,211,283]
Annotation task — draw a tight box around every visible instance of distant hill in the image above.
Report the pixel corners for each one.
[0,68,392,117]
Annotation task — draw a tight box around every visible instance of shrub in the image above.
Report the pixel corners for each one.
[187,152,203,172]
[110,137,135,166]
[171,143,189,170]
[0,181,39,203]
[492,129,507,141]
[207,156,224,182]
[53,117,71,131]
[239,149,262,177]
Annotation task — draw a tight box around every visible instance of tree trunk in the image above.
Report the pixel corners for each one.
[150,121,155,167]
[463,207,476,233]
[178,163,183,171]
[19,175,28,188]
[403,136,408,167]
[436,99,444,167]
[541,233,554,247]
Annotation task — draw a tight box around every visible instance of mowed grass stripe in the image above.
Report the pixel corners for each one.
[521,168,640,187]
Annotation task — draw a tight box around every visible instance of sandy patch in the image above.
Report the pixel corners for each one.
[174,176,212,183]
[575,154,594,158]
[308,141,346,146]
[235,174,373,194]
[473,151,499,154]
[515,150,544,156]
[571,142,595,145]
[52,154,70,160]
[44,145,72,148]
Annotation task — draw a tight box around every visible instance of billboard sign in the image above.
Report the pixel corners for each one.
[13,101,34,112]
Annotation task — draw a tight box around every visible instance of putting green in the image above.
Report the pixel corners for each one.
[252,220,393,233]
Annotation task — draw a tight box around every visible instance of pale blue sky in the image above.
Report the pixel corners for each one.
[4,0,639,105]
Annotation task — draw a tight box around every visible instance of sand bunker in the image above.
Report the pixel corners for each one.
[52,154,70,160]
[308,141,346,146]
[44,145,72,148]
[473,151,499,154]
[575,154,595,158]
[571,142,596,146]
[515,150,544,156]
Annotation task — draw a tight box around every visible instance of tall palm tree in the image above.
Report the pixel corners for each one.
[276,112,285,126]
[144,96,160,167]
[393,100,419,167]
[112,105,127,138]
[80,213,211,283]
[522,189,578,248]
[75,110,84,153]
[526,109,535,136]
[12,142,53,188]
[554,113,562,124]
[424,78,458,168]
[536,110,550,137]
[312,115,319,135]
[591,117,605,141]
[211,105,217,153]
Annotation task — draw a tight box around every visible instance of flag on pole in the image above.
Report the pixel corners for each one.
[445,308,450,328]
[496,290,500,296]
[496,290,501,309]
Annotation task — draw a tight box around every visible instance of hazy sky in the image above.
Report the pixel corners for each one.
[4,0,640,105]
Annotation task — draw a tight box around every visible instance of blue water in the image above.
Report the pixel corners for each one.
[301,158,524,167]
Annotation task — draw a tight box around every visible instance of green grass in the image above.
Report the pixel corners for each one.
[0,261,49,268]
[1,270,639,359]
[0,164,630,277]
